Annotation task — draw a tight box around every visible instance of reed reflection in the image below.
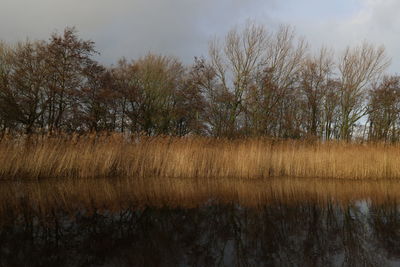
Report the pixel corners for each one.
[0,178,400,266]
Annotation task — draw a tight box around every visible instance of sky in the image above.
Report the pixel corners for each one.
[1,0,400,72]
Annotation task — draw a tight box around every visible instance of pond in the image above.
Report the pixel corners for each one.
[1,178,400,266]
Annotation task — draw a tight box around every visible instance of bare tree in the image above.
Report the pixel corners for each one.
[368,76,400,142]
[114,54,186,135]
[111,58,139,132]
[0,41,48,133]
[298,47,334,137]
[205,22,269,136]
[0,42,12,130]
[44,27,97,132]
[322,79,341,140]
[337,42,390,140]
[191,56,234,136]
[246,25,308,137]
[79,63,117,132]
[173,63,207,136]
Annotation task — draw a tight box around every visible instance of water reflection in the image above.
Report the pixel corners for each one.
[1,178,400,266]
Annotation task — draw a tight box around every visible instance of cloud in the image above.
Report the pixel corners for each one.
[1,0,400,73]
[285,0,400,72]
[0,0,276,64]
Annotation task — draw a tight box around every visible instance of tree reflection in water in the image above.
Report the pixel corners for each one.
[0,178,400,266]
[0,200,398,266]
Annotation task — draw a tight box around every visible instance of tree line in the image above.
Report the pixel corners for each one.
[0,23,398,141]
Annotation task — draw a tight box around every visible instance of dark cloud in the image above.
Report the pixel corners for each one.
[0,0,276,64]
[1,0,400,72]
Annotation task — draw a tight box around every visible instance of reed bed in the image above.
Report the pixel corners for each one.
[1,133,400,180]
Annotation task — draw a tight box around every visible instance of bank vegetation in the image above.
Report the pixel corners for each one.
[1,134,400,180]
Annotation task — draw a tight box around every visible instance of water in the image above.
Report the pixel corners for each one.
[1,178,400,266]
[1,199,400,266]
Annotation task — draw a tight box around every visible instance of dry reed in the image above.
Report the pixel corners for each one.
[1,133,400,180]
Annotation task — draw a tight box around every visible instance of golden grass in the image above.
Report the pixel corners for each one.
[1,134,400,180]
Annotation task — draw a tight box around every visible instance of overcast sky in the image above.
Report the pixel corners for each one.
[1,0,400,72]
